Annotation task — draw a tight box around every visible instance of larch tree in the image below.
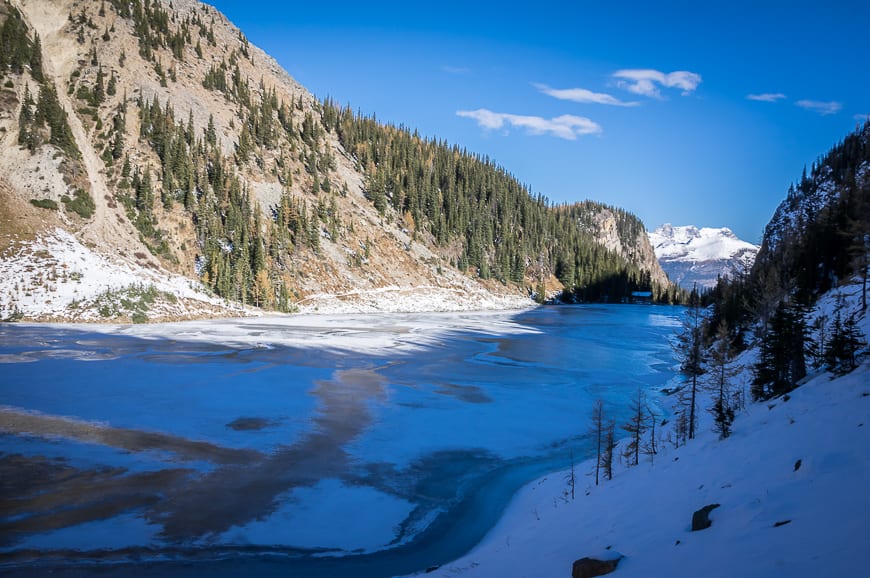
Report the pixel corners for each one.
[590,399,605,486]
[622,388,648,467]
[707,320,738,439]
[675,285,706,439]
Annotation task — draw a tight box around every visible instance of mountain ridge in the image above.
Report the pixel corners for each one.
[649,223,758,290]
[0,0,672,321]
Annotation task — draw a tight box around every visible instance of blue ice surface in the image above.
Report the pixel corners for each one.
[0,327,326,452]
[0,304,684,574]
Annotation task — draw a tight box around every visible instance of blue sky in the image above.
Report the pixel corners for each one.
[208,1,868,243]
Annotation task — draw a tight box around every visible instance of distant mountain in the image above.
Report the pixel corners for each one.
[648,224,758,290]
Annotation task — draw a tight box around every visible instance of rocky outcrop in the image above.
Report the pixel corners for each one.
[572,556,622,578]
[691,503,720,531]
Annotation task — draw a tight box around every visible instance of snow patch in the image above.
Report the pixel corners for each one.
[0,228,242,321]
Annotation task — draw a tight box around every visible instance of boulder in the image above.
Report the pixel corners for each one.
[691,503,721,531]
[572,556,621,578]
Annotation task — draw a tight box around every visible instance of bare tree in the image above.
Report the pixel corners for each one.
[707,320,739,439]
[675,285,706,439]
[602,420,616,481]
[622,388,648,466]
[590,399,605,485]
[566,449,576,499]
[643,405,659,463]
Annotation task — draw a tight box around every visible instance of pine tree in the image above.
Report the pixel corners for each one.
[752,299,808,400]
[825,304,866,376]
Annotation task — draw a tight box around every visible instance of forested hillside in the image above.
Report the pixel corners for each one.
[0,0,673,320]
[706,121,869,399]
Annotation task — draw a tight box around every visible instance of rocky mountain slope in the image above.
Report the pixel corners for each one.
[752,122,869,305]
[0,0,670,321]
[648,224,758,290]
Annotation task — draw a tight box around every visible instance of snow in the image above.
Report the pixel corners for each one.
[295,285,533,315]
[425,285,870,578]
[0,228,535,321]
[0,228,242,321]
[49,309,541,355]
[648,224,758,263]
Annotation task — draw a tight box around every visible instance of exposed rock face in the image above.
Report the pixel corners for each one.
[591,209,669,288]
[0,0,673,319]
[649,224,758,290]
[691,503,721,531]
[572,556,621,578]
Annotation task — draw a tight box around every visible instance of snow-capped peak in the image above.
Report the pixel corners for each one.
[649,224,751,261]
[648,224,759,289]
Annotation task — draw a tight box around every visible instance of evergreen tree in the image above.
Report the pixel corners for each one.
[824,304,866,376]
[752,299,808,400]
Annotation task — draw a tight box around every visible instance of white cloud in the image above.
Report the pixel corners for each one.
[747,93,787,102]
[853,113,869,122]
[456,108,602,140]
[796,100,842,116]
[612,69,702,98]
[533,83,638,107]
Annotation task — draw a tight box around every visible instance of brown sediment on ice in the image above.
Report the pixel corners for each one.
[434,383,493,404]
[0,407,262,465]
[149,367,388,540]
[0,367,390,547]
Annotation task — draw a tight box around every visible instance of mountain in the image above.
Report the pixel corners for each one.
[751,121,870,307]
[0,0,671,322]
[648,224,759,290]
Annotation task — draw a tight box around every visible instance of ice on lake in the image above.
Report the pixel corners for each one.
[0,305,682,576]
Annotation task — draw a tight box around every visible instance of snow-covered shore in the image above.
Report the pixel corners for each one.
[423,286,870,578]
[0,229,534,322]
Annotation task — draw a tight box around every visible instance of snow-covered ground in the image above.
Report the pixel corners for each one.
[295,285,533,315]
[0,228,534,321]
[0,228,244,321]
[648,224,758,263]
[426,283,870,578]
[648,224,759,289]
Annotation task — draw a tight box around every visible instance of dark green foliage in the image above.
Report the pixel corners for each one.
[824,304,866,375]
[752,299,808,400]
[18,79,80,160]
[62,188,95,219]
[0,7,36,77]
[107,0,184,63]
[30,198,59,210]
[751,121,870,308]
[322,99,669,300]
[705,121,870,377]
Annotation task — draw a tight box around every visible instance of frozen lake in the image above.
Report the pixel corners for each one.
[0,305,682,576]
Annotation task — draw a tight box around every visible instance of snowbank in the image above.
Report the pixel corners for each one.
[0,228,242,321]
[0,228,534,322]
[296,284,533,315]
